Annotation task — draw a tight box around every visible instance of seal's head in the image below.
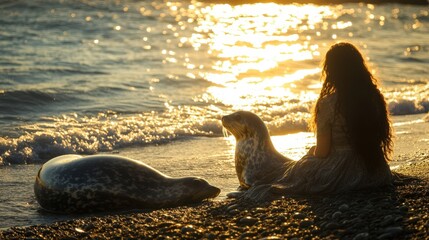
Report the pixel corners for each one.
[222,111,269,141]
[172,177,220,205]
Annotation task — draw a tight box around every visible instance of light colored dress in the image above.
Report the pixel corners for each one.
[245,94,393,200]
[276,93,393,194]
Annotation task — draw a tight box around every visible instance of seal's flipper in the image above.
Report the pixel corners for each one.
[226,191,245,198]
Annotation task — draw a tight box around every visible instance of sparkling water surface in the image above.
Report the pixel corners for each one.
[1,0,428,164]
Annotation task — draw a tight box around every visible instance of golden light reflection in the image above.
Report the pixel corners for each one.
[187,3,336,112]
[206,68,319,109]
[156,2,358,151]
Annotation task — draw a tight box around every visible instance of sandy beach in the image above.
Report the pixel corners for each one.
[1,115,428,239]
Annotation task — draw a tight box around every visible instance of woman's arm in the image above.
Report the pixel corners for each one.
[313,128,332,158]
[307,128,332,157]
[310,95,334,158]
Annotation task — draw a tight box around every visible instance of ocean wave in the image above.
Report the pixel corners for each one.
[0,90,55,105]
[0,108,223,165]
[388,99,429,115]
[0,105,313,165]
[0,90,80,114]
[385,84,429,115]
[1,93,428,165]
[399,57,428,63]
[0,66,108,76]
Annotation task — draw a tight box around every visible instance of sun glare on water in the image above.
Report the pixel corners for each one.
[188,3,334,111]
[182,3,337,155]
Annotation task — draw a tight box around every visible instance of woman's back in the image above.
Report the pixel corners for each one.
[316,93,350,151]
[314,42,393,168]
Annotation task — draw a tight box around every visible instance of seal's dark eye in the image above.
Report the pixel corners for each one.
[234,115,242,121]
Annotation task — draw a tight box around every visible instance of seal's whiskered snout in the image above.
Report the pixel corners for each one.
[222,111,270,140]
[210,186,221,198]
[222,112,249,139]
[222,127,230,137]
[183,178,220,202]
[221,115,229,127]
[222,113,243,125]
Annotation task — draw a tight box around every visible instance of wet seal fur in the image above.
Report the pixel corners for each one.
[222,111,293,197]
[34,155,220,213]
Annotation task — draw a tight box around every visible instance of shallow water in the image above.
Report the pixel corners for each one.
[0,0,429,229]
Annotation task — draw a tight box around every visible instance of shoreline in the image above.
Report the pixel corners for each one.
[0,114,428,234]
[1,159,428,239]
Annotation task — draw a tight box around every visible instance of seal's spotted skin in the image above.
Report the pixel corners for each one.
[222,111,294,190]
[34,155,220,213]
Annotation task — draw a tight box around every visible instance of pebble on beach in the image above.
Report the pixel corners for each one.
[1,160,429,239]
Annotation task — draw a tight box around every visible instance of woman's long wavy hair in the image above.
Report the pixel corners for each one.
[313,42,393,169]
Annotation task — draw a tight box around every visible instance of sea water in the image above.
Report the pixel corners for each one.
[0,0,428,229]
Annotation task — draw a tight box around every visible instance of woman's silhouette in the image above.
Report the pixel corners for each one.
[242,42,394,199]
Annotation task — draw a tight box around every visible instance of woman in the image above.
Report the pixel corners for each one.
[240,42,394,200]
[274,42,394,195]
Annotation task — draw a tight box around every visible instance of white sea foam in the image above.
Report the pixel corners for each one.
[1,94,427,165]
[386,84,429,115]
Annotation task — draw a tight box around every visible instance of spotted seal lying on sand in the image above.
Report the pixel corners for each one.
[34,155,220,213]
[222,111,293,196]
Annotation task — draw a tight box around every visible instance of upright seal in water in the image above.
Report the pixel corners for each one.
[34,155,220,213]
[222,111,293,192]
